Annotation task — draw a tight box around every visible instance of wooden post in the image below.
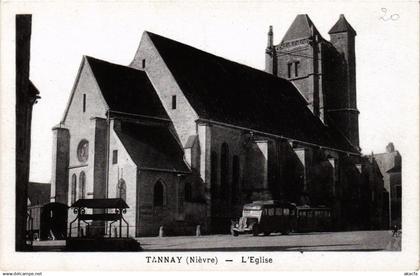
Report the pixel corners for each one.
[77,208,81,238]
[119,209,122,238]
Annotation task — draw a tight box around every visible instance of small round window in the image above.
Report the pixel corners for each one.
[77,139,89,162]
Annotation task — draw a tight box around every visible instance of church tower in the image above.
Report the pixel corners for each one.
[265,14,359,149]
[327,14,359,148]
[266,14,327,123]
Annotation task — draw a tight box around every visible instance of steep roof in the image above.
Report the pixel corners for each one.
[146,32,358,153]
[85,56,169,119]
[281,14,323,43]
[28,182,50,206]
[114,121,190,173]
[328,14,357,35]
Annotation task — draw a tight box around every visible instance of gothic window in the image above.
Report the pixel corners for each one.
[232,155,240,203]
[112,150,118,164]
[294,61,300,77]
[79,171,86,199]
[172,95,177,110]
[116,179,126,201]
[211,151,218,195]
[71,174,77,204]
[153,180,165,207]
[82,94,86,113]
[220,143,230,199]
[184,183,192,202]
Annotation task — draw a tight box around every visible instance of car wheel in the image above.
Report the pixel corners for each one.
[230,227,239,237]
[263,231,270,236]
[252,225,259,236]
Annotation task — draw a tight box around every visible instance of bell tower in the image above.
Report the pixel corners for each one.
[328,14,359,148]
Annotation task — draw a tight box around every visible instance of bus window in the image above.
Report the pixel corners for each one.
[307,211,313,217]
[275,208,282,215]
[300,211,306,217]
[283,208,289,215]
[268,208,274,216]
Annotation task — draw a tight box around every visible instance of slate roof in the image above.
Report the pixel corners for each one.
[281,14,324,43]
[86,56,169,119]
[146,32,358,153]
[328,14,357,35]
[28,182,50,206]
[114,121,190,173]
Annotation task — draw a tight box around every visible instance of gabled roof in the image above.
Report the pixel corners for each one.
[114,121,190,173]
[146,32,358,153]
[28,182,50,206]
[328,14,356,35]
[85,56,169,119]
[281,14,323,43]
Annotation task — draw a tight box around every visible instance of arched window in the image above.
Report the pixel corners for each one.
[78,171,86,199]
[116,179,126,201]
[71,174,77,204]
[232,155,240,203]
[184,183,192,202]
[211,151,218,195]
[220,143,230,199]
[153,181,164,207]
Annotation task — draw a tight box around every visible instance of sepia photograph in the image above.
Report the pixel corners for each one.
[1,0,419,272]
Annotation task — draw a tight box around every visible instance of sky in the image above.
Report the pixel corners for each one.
[3,1,418,183]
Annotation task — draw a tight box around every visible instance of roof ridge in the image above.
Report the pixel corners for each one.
[146,31,288,82]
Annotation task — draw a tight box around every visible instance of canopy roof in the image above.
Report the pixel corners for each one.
[71,198,129,209]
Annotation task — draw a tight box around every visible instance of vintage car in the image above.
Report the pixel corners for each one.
[230,200,295,236]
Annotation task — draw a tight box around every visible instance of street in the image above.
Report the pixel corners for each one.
[31,230,401,251]
[137,230,400,251]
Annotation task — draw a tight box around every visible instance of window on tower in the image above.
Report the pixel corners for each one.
[294,61,300,77]
[287,63,292,78]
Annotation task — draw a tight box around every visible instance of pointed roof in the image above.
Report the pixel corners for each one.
[281,14,323,43]
[328,14,356,35]
[85,56,169,119]
[114,121,190,173]
[144,32,358,153]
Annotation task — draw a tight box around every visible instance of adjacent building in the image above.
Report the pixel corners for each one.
[16,14,40,250]
[374,143,402,228]
[50,14,388,237]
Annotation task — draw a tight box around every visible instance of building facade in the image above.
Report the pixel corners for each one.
[16,14,40,250]
[51,15,388,237]
[374,143,402,228]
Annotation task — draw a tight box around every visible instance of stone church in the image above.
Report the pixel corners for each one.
[50,14,388,237]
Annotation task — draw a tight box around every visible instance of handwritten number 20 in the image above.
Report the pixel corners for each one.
[380,8,400,21]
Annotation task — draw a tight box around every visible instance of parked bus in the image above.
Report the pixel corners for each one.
[231,201,332,236]
[230,200,295,236]
[290,206,332,232]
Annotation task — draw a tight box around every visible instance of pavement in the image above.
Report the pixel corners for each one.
[137,230,401,251]
[31,230,401,252]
